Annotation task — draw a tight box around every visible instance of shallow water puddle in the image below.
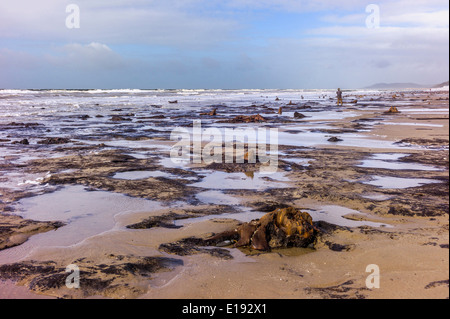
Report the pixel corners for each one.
[371,153,407,161]
[158,156,191,169]
[400,108,449,115]
[112,170,178,180]
[0,186,164,264]
[304,205,391,228]
[191,170,290,190]
[195,190,241,205]
[358,160,441,171]
[363,176,442,189]
[361,193,394,201]
[383,122,444,128]
[174,208,265,227]
[126,152,153,159]
[357,153,442,171]
[0,171,51,191]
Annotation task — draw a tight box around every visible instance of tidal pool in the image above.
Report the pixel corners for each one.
[363,176,442,189]
[191,170,290,190]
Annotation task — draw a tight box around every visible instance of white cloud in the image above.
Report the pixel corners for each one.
[47,42,126,70]
[384,10,449,27]
[0,0,240,48]
[0,0,448,88]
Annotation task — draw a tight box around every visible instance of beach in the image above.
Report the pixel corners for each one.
[0,88,448,299]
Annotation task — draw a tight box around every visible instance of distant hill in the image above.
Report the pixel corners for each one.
[365,82,428,89]
[432,81,449,88]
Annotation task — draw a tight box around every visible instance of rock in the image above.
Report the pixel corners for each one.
[110,116,132,122]
[278,107,283,115]
[222,114,267,123]
[126,213,188,230]
[200,108,217,116]
[351,100,358,104]
[12,139,29,145]
[0,214,65,251]
[37,137,71,145]
[169,100,178,104]
[287,101,296,105]
[248,201,290,212]
[149,114,166,119]
[384,106,400,114]
[234,207,317,251]
[327,136,343,142]
[203,207,317,251]
[80,115,91,120]
[294,112,306,119]
[7,122,40,128]
[159,238,234,260]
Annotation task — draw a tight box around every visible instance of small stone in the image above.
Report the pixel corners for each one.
[294,112,306,119]
[328,136,343,142]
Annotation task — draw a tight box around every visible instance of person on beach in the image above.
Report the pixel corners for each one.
[336,88,343,106]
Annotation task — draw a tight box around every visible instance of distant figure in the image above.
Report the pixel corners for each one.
[336,88,343,106]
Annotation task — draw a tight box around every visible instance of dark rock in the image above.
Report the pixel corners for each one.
[325,241,355,252]
[384,106,400,114]
[200,108,217,116]
[159,237,234,260]
[424,280,449,289]
[248,201,290,212]
[37,137,71,145]
[110,116,132,122]
[126,213,186,229]
[235,207,317,251]
[294,112,306,119]
[7,122,41,128]
[12,139,29,145]
[328,137,343,142]
[220,114,267,123]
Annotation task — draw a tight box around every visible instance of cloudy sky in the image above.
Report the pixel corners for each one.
[0,0,448,89]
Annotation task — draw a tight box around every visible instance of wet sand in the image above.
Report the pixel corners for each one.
[0,89,448,299]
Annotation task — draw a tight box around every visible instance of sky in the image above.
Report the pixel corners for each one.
[0,0,448,89]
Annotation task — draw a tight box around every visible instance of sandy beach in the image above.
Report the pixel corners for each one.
[0,88,448,299]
